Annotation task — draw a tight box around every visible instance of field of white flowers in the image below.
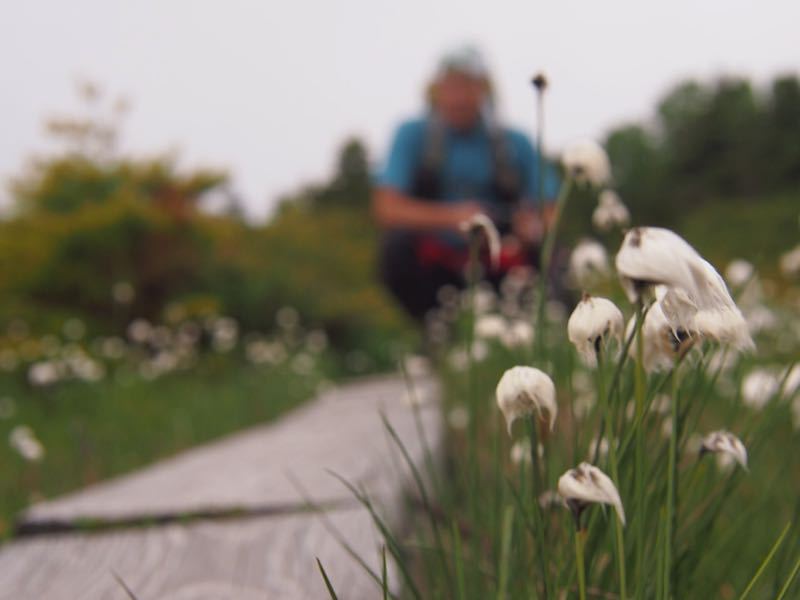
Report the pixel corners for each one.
[321,140,800,599]
[0,303,362,535]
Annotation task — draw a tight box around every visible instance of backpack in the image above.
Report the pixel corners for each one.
[410,116,522,232]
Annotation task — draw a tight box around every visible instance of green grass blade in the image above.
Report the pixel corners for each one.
[382,546,389,600]
[739,521,791,599]
[286,472,387,594]
[452,519,467,600]
[327,470,421,600]
[316,558,340,600]
[380,412,453,593]
[775,551,800,600]
[496,505,515,600]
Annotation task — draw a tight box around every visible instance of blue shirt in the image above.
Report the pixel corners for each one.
[376,116,560,206]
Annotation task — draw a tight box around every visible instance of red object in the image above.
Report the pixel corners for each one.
[416,236,530,273]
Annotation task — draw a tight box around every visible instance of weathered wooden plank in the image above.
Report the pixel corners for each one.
[20,373,441,526]
[0,506,398,599]
[0,372,441,599]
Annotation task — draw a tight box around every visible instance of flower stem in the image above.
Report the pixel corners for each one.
[575,526,587,600]
[533,177,573,359]
[527,417,551,599]
[633,302,647,600]
[596,350,627,600]
[664,363,681,598]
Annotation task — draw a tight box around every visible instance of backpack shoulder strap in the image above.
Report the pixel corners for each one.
[411,117,445,200]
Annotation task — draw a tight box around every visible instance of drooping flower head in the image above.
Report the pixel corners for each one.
[474,314,507,341]
[9,425,45,462]
[569,239,610,289]
[460,213,501,270]
[625,297,694,373]
[615,227,753,350]
[496,366,557,434]
[779,244,800,279]
[592,190,630,232]
[741,368,781,410]
[561,140,611,188]
[567,294,624,366]
[724,259,755,288]
[700,430,748,470]
[557,462,626,526]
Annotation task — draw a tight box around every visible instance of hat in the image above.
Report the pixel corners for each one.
[436,45,489,80]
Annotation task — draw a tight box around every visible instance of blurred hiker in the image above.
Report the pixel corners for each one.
[373,45,560,321]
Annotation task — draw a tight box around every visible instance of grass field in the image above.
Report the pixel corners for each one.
[0,332,337,538]
[323,191,800,598]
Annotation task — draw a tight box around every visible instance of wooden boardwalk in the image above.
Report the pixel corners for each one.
[0,373,442,599]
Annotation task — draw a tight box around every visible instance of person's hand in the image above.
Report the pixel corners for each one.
[512,207,545,246]
[450,200,484,231]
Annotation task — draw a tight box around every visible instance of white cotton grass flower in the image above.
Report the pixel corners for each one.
[502,320,534,349]
[567,294,624,366]
[127,318,153,344]
[615,227,753,351]
[592,190,630,232]
[625,301,693,373]
[9,425,45,462]
[741,368,781,410]
[510,438,544,465]
[725,259,755,288]
[569,239,610,289]
[496,366,557,434]
[28,360,62,387]
[460,213,501,270]
[745,306,778,335]
[779,245,800,278]
[471,339,489,362]
[447,405,470,431]
[538,490,566,510]
[783,364,800,399]
[466,284,497,315]
[586,436,609,461]
[557,462,625,525]
[561,140,611,187]
[474,314,507,341]
[700,430,748,470]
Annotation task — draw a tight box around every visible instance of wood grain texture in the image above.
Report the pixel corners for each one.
[0,507,396,599]
[0,372,442,599]
[21,373,441,525]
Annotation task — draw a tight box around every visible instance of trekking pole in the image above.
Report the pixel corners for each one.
[531,72,548,209]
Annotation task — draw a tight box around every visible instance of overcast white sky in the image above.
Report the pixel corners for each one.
[2,1,798,220]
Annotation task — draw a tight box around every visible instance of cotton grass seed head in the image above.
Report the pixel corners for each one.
[9,425,45,462]
[592,190,630,231]
[616,227,753,351]
[474,314,507,341]
[626,302,694,373]
[567,294,624,366]
[569,239,610,289]
[460,213,501,270]
[496,366,557,434]
[700,430,748,470]
[779,244,800,279]
[725,259,755,288]
[561,140,611,187]
[557,462,625,526]
[741,368,781,410]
